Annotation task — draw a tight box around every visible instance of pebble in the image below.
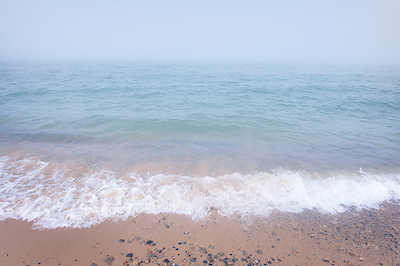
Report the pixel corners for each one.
[119,239,125,243]
[199,247,207,253]
[132,259,140,266]
[104,257,115,265]
[126,253,133,257]
[146,240,156,246]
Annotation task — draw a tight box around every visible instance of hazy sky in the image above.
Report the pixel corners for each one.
[0,0,399,64]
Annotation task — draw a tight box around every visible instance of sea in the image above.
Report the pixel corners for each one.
[0,61,399,229]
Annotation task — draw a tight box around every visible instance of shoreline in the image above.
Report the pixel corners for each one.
[1,203,400,266]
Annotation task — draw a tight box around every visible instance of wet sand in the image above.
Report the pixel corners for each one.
[1,202,399,266]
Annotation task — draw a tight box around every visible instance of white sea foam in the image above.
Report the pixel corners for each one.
[0,155,399,229]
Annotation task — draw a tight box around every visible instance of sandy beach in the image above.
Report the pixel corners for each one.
[1,202,399,266]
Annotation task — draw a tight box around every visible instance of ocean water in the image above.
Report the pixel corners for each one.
[0,62,399,229]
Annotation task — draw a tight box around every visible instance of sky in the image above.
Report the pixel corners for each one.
[0,0,399,64]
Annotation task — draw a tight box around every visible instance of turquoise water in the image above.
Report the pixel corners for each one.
[1,62,400,228]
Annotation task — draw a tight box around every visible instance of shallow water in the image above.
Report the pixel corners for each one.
[0,62,399,228]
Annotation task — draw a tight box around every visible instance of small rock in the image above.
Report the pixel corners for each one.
[104,257,115,265]
[145,259,150,264]
[4,253,8,257]
[199,247,207,253]
[119,239,124,243]
[322,258,330,263]
[132,259,140,266]
[359,257,364,261]
[164,223,170,228]
[256,250,263,254]
[208,245,214,249]
[126,253,133,257]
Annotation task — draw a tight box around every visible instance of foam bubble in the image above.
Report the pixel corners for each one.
[0,155,399,229]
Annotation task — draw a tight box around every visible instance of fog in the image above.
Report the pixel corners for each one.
[1,0,399,64]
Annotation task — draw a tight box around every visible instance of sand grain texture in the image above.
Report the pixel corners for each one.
[1,203,399,266]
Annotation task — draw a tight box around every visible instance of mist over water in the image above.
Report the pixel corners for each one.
[1,62,400,228]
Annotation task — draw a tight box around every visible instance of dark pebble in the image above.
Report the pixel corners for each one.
[163,259,170,263]
[164,223,170,228]
[191,258,197,262]
[203,260,208,263]
[126,253,133,257]
[146,240,154,245]
[119,239,125,243]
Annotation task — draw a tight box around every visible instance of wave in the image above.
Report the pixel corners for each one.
[1,155,399,229]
